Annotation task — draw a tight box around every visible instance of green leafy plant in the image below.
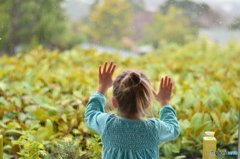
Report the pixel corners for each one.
[45,139,80,159]
[0,38,239,158]
[13,131,46,159]
[85,135,102,159]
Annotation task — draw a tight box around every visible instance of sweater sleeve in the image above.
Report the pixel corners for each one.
[84,92,112,135]
[151,105,180,143]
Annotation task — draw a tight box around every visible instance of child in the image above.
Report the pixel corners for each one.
[84,61,179,159]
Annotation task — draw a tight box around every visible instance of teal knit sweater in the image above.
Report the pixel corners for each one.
[84,92,179,159]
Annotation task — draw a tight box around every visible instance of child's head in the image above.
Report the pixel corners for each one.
[112,69,152,116]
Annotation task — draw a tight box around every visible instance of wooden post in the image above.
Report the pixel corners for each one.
[203,131,216,159]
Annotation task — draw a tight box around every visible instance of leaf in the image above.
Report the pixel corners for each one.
[11,144,21,154]
[33,108,48,121]
[6,122,21,130]
[4,130,24,136]
[230,129,239,143]
[72,129,81,135]
[221,121,228,131]
[32,96,44,105]
[162,143,172,159]
[169,143,180,153]
[61,114,67,122]
[45,119,53,137]
[25,120,40,130]
[25,70,35,83]
[36,127,49,140]
[181,136,195,145]
[58,121,68,132]
[202,113,211,123]
[190,113,203,130]
[0,97,11,107]
[10,97,22,108]
[183,91,196,109]
[70,118,78,128]
[210,112,220,127]
[222,134,231,145]
[0,82,7,91]
[185,126,193,136]
[24,105,37,112]
[0,106,4,119]
[49,115,61,121]
[194,121,211,137]
[18,112,27,122]
[41,104,58,112]
[78,122,90,134]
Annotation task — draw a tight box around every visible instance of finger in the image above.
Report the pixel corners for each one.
[169,82,173,91]
[107,62,113,73]
[99,65,102,76]
[110,64,116,75]
[160,77,164,89]
[164,76,168,87]
[168,77,171,88]
[103,62,108,73]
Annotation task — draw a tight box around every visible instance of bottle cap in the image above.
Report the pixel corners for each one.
[205,131,215,137]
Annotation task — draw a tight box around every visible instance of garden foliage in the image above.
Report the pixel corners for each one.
[0,38,239,158]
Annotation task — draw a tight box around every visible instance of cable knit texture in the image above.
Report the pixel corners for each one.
[84,92,179,159]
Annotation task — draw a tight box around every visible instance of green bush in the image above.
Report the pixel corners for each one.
[0,38,239,158]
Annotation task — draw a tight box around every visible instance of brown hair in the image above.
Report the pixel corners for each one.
[113,69,152,115]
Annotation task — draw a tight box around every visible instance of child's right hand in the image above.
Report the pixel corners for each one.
[153,76,173,106]
[97,61,116,95]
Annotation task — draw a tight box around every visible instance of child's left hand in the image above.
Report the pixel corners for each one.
[97,61,116,95]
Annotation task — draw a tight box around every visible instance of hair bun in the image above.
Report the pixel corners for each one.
[119,71,142,90]
[129,72,141,85]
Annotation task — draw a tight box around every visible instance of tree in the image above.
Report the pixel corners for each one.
[0,0,70,56]
[143,6,197,48]
[128,0,145,14]
[160,0,221,28]
[85,0,133,48]
[229,16,240,30]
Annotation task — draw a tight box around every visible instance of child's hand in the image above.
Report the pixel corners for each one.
[153,76,173,106]
[97,61,116,95]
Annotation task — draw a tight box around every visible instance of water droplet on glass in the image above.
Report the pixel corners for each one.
[0,38,2,40]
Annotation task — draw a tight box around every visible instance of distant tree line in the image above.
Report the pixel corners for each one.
[229,16,240,30]
[0,0,233,56]
[0,0,81,56]
[77,0,228,50]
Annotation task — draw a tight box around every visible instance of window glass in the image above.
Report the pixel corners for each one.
[0,0,239,158]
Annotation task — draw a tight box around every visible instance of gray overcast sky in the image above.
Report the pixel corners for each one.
[192,0,239,2]
[76,0,240,15]
[191,0,240,11]
[76,0,240,4]
[70,0,240,16]
[143,0,240,16]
